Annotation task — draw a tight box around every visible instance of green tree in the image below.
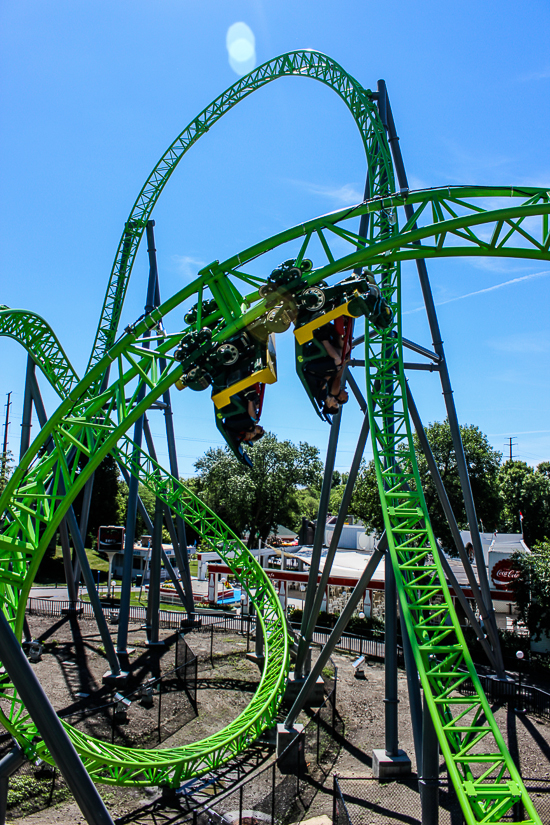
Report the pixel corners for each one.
[498,461,550,546]
[512,541,550,640]
[0,448,13,496]
[193,433,322,548]
[116,479,156,538]
[349,421,503,549]
[350,459,384,535]
[409,420,502,551]
[290,487,321,527]
[86,454,121,543]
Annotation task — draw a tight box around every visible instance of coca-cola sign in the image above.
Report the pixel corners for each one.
[491,558,520,590]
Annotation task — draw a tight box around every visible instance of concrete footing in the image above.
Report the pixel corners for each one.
[276,723,305,773]
[102,670,128,686]
[372,748,411,778]
[245,652,265,669]
[284,671,325,706]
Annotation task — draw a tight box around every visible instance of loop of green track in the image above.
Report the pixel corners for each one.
[0,305,290,786]
[88,49,392,372]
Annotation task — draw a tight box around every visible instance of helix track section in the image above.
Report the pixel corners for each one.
[0,306,290,786]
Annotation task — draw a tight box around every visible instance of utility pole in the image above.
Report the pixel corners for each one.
[1,392,11,484]
[506,437,518,462]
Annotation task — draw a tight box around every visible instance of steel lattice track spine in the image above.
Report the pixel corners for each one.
[364,266,540,818]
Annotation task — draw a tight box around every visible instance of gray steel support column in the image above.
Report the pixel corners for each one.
[145,221,194,614]
[22,617,32,644]
[0,611,115,825]
[302,411,371,646]
[19,356,35,459]
[286,547,384,727]
[380,80,502,670]
[73,476,95,597]
[160,401,194,612]
[65,507,121,677]
[22,370,91,607]
[384,555,399,757]
[117,219,166,652]
[407,383,504,676]
[142,415,193,614]
[346,371,367,413]
[59,519,78,604]
[295,408,342,677]
[0,746,26,825]
[419,693,439,825]
[117,417,143,654]
[116,462,189,608]
[23,347,93,599]
[397,593,424,772]
[146,498,163,644]
[255,607,264,659]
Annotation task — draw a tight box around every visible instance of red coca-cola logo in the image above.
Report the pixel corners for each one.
[491,559,520,590]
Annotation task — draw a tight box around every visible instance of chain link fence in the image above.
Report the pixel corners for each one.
[182,659,342,825]
[333,775,550,825]
[0,634,198,818]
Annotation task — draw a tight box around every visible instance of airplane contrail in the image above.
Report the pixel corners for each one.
[404,269,550,314]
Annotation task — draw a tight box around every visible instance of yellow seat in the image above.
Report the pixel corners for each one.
[293,301,355,345]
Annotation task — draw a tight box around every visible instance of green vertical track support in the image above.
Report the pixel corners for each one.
[364,262,541,820]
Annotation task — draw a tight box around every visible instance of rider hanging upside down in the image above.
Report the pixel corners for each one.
[302,320,350,416]
[220,384,265,444]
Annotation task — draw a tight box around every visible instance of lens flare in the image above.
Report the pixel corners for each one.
[226,22,256,76]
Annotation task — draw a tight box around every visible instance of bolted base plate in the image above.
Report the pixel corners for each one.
[102,670,129,686]
[246,652,265,669]
[276,723,305,774]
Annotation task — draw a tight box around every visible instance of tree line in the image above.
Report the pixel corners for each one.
[44,418,549,557]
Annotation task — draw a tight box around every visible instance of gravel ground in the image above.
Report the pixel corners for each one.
[3,613,550,824]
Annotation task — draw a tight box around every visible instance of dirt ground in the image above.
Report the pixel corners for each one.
[4,613,550,824]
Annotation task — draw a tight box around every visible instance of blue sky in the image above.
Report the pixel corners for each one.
[1,0,549,478]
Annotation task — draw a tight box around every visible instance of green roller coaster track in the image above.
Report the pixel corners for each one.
[1,50,549,823]
[88,49,393,374]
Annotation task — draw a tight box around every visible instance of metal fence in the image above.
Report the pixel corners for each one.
[0,633,200,820]
[291,623,388,661]
[333,775,550,825]
[26,596,188,629]
[183,662,342,825]
[56,632,198,749]
[459,672,550,721]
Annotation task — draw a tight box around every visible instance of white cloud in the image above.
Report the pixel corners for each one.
[172,255,206,280]
[286,179,363,205]
[468,258,534,274]
[517,67,550,82]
